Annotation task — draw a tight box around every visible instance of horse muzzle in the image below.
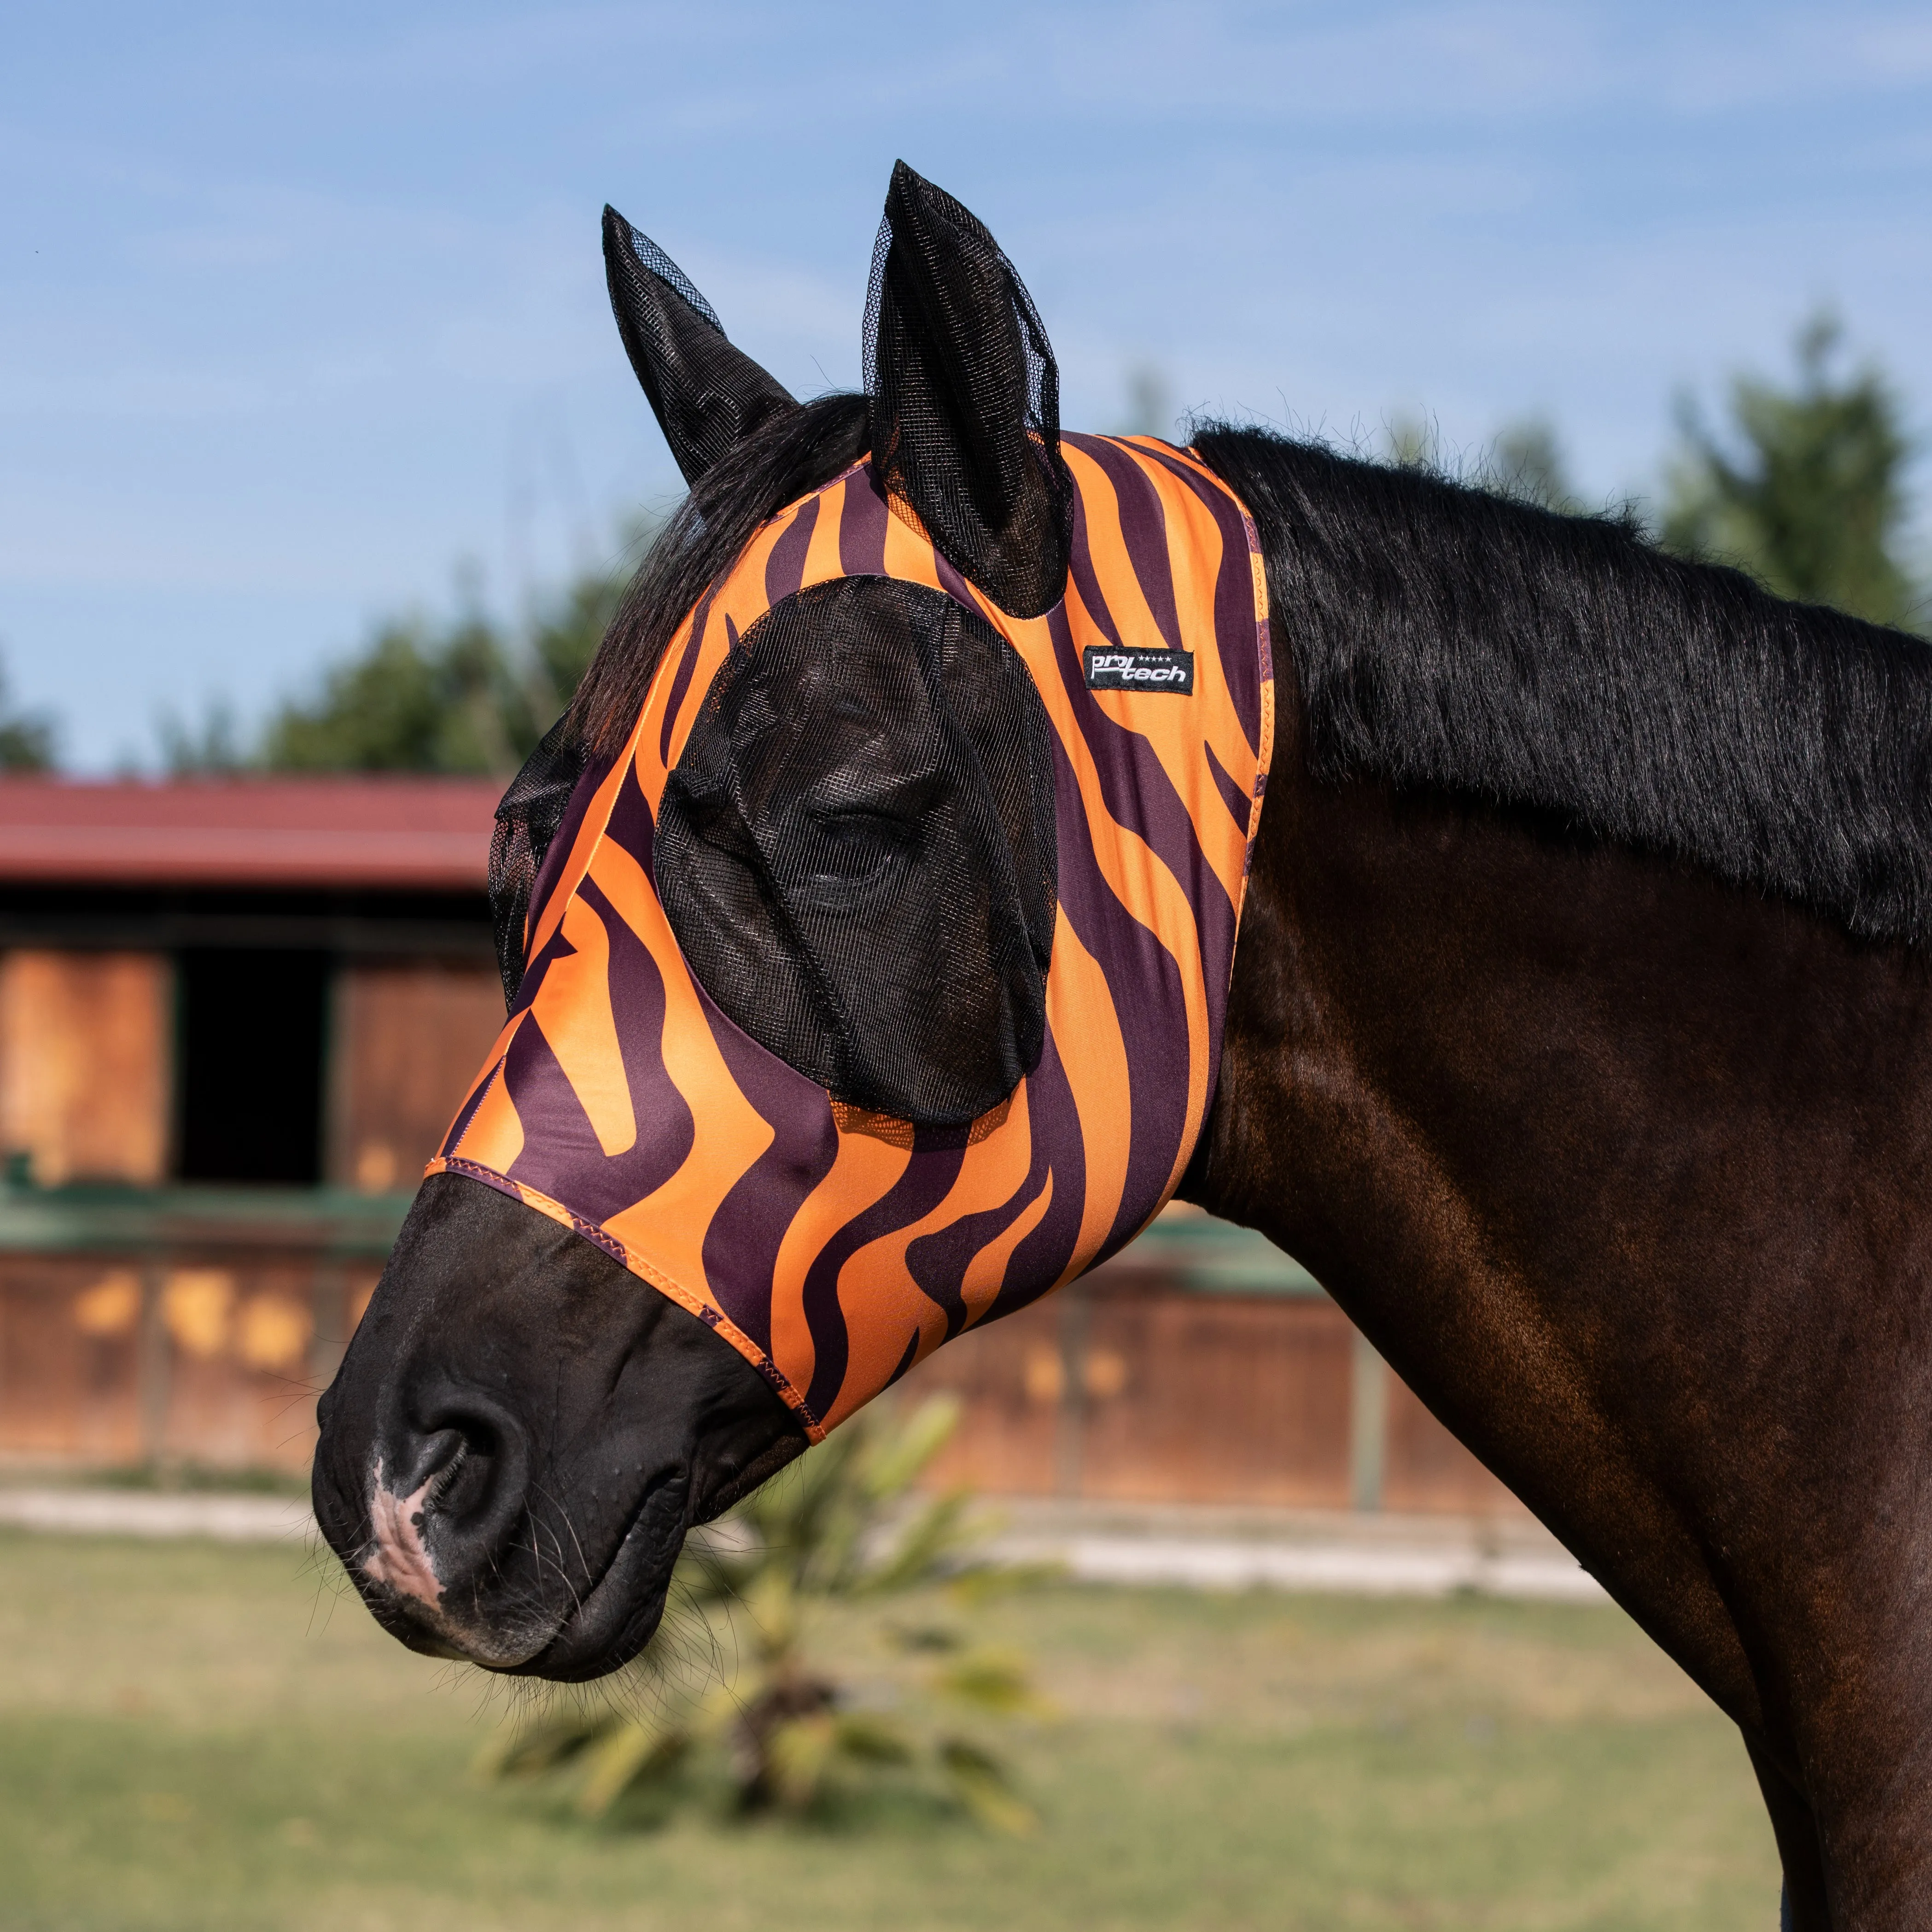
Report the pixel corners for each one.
[311,1171,805,1681]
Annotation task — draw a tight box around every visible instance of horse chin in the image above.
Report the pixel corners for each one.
[502,1473,691,1681]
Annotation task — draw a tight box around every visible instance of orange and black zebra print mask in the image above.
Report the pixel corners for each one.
[432,436,1273,1440]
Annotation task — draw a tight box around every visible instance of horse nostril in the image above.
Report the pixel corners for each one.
[384,1395,529,1549]
[427,1418,503,1523]
[381,1424,464,1504]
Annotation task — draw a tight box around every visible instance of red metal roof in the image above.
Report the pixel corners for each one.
[0,778,501,889]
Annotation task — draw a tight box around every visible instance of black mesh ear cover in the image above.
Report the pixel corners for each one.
[654,578,1058,1126]
[603,206,799,487]
[864,163,1074,621]
[489,718,590,1005]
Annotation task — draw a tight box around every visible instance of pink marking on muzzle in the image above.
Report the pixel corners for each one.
[363,1462,443,1607]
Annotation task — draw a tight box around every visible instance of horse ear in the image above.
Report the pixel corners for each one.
[865,162,1074,619]
[602,206,797,487]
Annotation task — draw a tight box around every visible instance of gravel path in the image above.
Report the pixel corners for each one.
[0,1484,1603,1601]
[0,1487,314,1544]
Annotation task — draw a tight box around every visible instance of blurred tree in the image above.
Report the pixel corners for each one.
[1384,409,1438,472]
[1120,365,1175,441]
[1662,314,1924,630]
[158,699,246,776]
[1386,411,1584,514]
[167,539,640,779]
[521,563,629,726]
[0,651,56,771]
[262,614,531,776]
[1483,417,1581,513]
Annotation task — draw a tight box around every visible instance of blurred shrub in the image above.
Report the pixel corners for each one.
[479,1394,1044,1835]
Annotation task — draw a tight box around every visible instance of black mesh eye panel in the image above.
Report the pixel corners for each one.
[654,578,1057,1127]
[490,718,590,1006]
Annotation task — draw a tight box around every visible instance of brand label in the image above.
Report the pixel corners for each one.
[1083,647,1194,695]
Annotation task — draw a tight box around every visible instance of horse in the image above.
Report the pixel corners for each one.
[313,163,1932,1930]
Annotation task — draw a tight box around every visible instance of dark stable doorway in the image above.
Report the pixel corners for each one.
[175,948,330,1185]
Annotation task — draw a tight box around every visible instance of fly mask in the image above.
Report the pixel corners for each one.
[430,169,1274,1440]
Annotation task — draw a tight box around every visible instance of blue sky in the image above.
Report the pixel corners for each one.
[6,1,1931,769]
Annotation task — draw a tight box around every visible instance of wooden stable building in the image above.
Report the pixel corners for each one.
[0,777,1516,1515]
[0,777,506,1470]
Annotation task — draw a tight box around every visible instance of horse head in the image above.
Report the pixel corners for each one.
[312,162,1271,1679]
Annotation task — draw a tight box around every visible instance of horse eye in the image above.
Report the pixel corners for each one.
[794,811,915,907]
[811,811,912,869]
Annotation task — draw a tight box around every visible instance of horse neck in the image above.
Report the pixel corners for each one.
[1191,750,1932,1357]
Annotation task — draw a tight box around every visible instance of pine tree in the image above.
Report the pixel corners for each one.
[1663,315,1924,631]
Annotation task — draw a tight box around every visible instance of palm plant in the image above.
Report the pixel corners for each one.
[480,1394,1042,1833]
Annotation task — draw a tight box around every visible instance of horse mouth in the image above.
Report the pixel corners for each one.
[492,1470,692,1683]
[351,1465,690,1682]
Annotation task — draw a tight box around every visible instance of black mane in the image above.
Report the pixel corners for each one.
[572,403,1932,947]
[1195,425,1932,946]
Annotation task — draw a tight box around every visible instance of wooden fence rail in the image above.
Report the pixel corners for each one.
[0,1183,1521,1515]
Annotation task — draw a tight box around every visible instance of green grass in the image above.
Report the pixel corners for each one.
[0,1528,1778,1931]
